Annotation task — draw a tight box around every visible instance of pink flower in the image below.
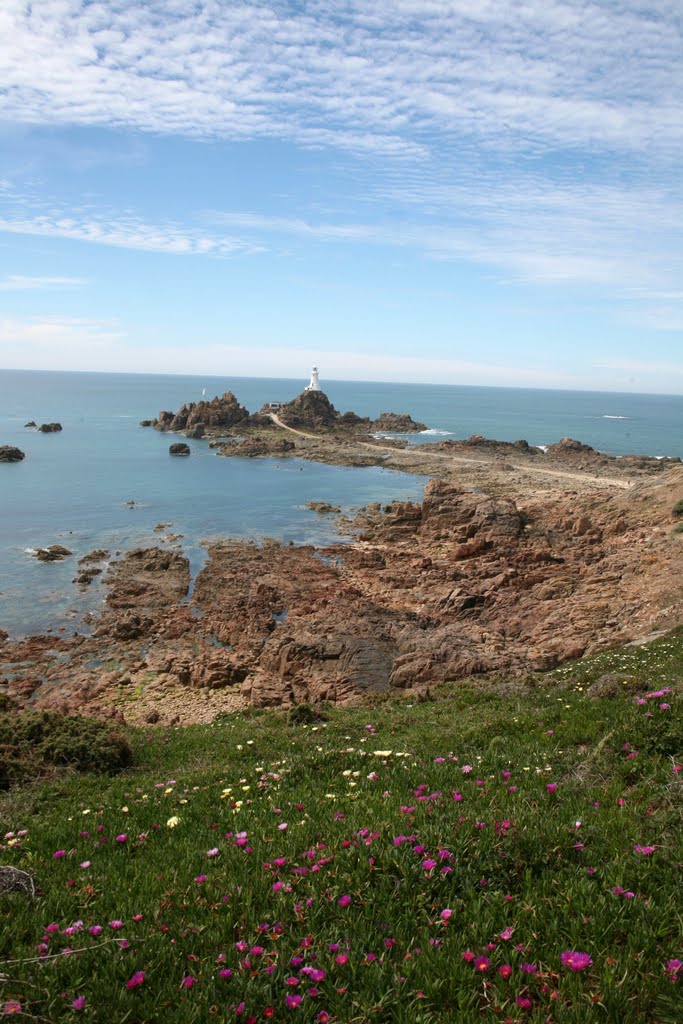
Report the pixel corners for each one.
[634,844,655,855]
[452,791,463,802]
[546,783,557,794]
[3,1001,22,1015]
[440,908,453,922]
[109,920,124,930]
[195,874,208,884]
[334,954,349,966]
[115,834,127,844]
[53,850,66,859]
[516,995,533,1010]
[422,858,437,871]
[560,950,593,972]
[499,928,513,941]
[520,962,537,974]
[473,956,491,972]
[285,994,302,1008]
[180,976,194,989]
[665,959,682,980]
[317,1013,331,1023]
[80,860,91,869]
[498,964,512,979]
[89,925,102,936]
[207,848,219,857]
[72,996,86,1010]
[337,894,351,907]
[126,970,145,989]
[461,950,475,962]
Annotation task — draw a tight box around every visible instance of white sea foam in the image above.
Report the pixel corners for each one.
[603,415,629,420]
[537,444,549,453]
[420,428,453,436]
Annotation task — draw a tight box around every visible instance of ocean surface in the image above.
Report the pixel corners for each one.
[1,369,682,637]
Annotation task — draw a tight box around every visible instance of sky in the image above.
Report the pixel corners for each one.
[0,1,682,393]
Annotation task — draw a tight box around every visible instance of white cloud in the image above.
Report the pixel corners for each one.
[0,1,681,158]
[0,207,260,258]
[0,274,86,290]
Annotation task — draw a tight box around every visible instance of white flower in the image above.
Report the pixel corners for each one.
[166,816,180,828]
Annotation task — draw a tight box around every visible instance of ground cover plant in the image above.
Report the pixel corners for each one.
[1,632,682,1022]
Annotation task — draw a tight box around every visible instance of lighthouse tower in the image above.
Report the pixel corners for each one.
[305,366,322,392]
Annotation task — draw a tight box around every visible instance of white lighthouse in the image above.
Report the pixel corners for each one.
[305,366,322,392]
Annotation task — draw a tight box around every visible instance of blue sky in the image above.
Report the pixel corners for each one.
[0,0,682,393]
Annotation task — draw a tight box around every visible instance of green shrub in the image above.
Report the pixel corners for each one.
[287,702,329,726]
[0,710,132,789]
[673,498,683,516]
[673,522,683,534]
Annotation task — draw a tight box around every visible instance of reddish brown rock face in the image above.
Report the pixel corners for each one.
[2,468,683,723]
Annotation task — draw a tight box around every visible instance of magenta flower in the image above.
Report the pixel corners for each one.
[109,920,124,930]
[473,956,491,972]
[126,970,145,989]
[115,834,127,843]
[195,874,208,884]
[461,950,475,962]
[440,908,453,922]
[3,1001,22,1015]
[498,964,512,979]
[337,894,351,907]
[665,959,682,980]
[180,976,194,989]
[89,925,102,936]
[72,996,86,1010]
[53,850,66,859]
[285,994,302,1008]
[634,844,655,855]
[334,953,349,966]
[218,968,233,979]
[546,783,557,794]
[422,858,437,871]
[560,950,593,971]
[516,995,533,1010]
[520,962,537,974]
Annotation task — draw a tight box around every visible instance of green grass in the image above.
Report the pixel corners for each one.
[1,632,682,1023]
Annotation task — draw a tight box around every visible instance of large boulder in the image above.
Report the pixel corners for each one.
[38,422,62,433]
[169,442,191,456]
[0,446,25,463]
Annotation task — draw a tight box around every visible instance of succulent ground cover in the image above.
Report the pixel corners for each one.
[1,632,682,1023]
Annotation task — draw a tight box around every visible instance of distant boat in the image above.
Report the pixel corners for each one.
[202,387,207,397]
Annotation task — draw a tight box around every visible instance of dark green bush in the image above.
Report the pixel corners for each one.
[0,710,132,789]
[287,702,329,726]
[672,498,683,517]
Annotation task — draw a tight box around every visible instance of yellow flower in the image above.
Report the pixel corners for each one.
[166,816,180,828]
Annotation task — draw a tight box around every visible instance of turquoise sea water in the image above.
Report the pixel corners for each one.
[1,370,682,637]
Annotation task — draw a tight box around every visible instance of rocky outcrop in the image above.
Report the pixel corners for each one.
[371,412,427,432]
[0,446,25,463]
[156,391,250,434]
[169,442,191,456]
[34,545,72,562]
[3,465,683,723]
[278,390,340,430]
[38,423,62,433]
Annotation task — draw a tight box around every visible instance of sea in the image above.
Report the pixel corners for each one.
[1,369,682,638]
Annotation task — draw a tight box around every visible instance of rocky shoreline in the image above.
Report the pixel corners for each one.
[3,385,683,723]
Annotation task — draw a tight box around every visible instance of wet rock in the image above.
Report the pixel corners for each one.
[306,502,341,514]
[38,422,62,433]
[0,446,25,463]
[34,545,72,562]
[169,442,191,456]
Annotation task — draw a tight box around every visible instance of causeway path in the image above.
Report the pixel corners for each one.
[268,412,632,490]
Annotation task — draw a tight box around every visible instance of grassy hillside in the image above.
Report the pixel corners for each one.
[1,632,682,1023]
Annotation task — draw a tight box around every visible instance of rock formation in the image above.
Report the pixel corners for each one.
[169,442,191,456]
[38,423,62,433]
[0,446,25,463]
[3,464,683,723]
